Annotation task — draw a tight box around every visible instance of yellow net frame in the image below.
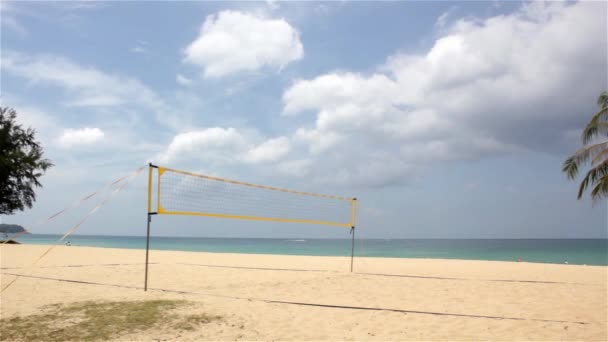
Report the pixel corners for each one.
[148,165,357,228]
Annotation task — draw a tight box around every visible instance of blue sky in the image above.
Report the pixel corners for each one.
[1,1,606,239]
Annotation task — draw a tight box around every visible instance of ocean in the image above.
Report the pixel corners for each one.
[13,234,608,266]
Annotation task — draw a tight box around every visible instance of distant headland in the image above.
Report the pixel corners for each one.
[0,223,28,244]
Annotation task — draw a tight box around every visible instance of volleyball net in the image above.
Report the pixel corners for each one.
[144,164,358,290]
[1,163,358,294]
[151,166,356,228]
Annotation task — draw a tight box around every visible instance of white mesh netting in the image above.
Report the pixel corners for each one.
[158,168,354,227]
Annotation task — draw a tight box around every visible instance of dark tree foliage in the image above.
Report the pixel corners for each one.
[0,107,53,215]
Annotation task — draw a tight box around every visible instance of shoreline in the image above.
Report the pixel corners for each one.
[7,243,607,269]
[11,237,608,266]
[15,233,608,239]
[2,244,607,275]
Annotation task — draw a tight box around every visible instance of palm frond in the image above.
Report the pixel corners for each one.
[568,91,608,201]
[592,147,608,166]
[590,174,608,204]
[562,155,579,179]
[563,141,608,179]
[582,107,608,144]
[577,159,608,199]
[597,91,608,109]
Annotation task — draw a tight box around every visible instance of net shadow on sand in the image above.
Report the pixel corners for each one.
[1,261,593,285]
[177,262,593,285]
[0,271,590,325]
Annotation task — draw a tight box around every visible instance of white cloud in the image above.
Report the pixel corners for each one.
[0,51,196,132]
[243,136,290,163]
[434,6,457,29]
[183,10,303,78]
[0,2,26,36]
[281,1,606,186]
[57,127,104,148]
[157,128,248,164]
[2,52,165,111]
[293,127,343,154]
[283,73,399,117]
[176,74,193,86]
[131,46,145,53]
[51,1,105,10]
[156,128,291,165]
[266,0,280,11]
[277,159,311,177]
[66,95,123,107]
[435,12,450,29]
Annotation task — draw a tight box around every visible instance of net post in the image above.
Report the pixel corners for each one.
[350,226,355,272]
[349,197,357,273]
[144,213,151,291]
[144,163,158,292]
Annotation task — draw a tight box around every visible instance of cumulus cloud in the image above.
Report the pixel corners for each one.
[157,128,290,165]
[281,1,607,186]
[157,128,247,163]
[243,136,290,163]
[183,10,303,78]
[57,127,104,148]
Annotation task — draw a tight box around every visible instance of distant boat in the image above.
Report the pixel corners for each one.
[286,239,307,242]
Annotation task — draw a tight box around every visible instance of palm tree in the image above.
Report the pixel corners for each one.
[563,91,608,202]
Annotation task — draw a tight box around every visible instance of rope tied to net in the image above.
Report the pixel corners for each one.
[1,170,136,244]
[1,165,146,293]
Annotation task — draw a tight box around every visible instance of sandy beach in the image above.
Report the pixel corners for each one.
[1,244,606,341]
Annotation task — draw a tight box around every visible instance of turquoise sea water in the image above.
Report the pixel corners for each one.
[12,234,608,266]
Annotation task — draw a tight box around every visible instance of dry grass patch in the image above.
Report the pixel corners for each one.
[171,312,222,331]
[0,300,222,341]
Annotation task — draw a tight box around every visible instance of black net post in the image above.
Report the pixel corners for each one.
[144,213,151,291]
[144,163,158,292]
[350,226,355,272]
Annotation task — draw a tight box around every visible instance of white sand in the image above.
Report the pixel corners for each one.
[1,244,606,340]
